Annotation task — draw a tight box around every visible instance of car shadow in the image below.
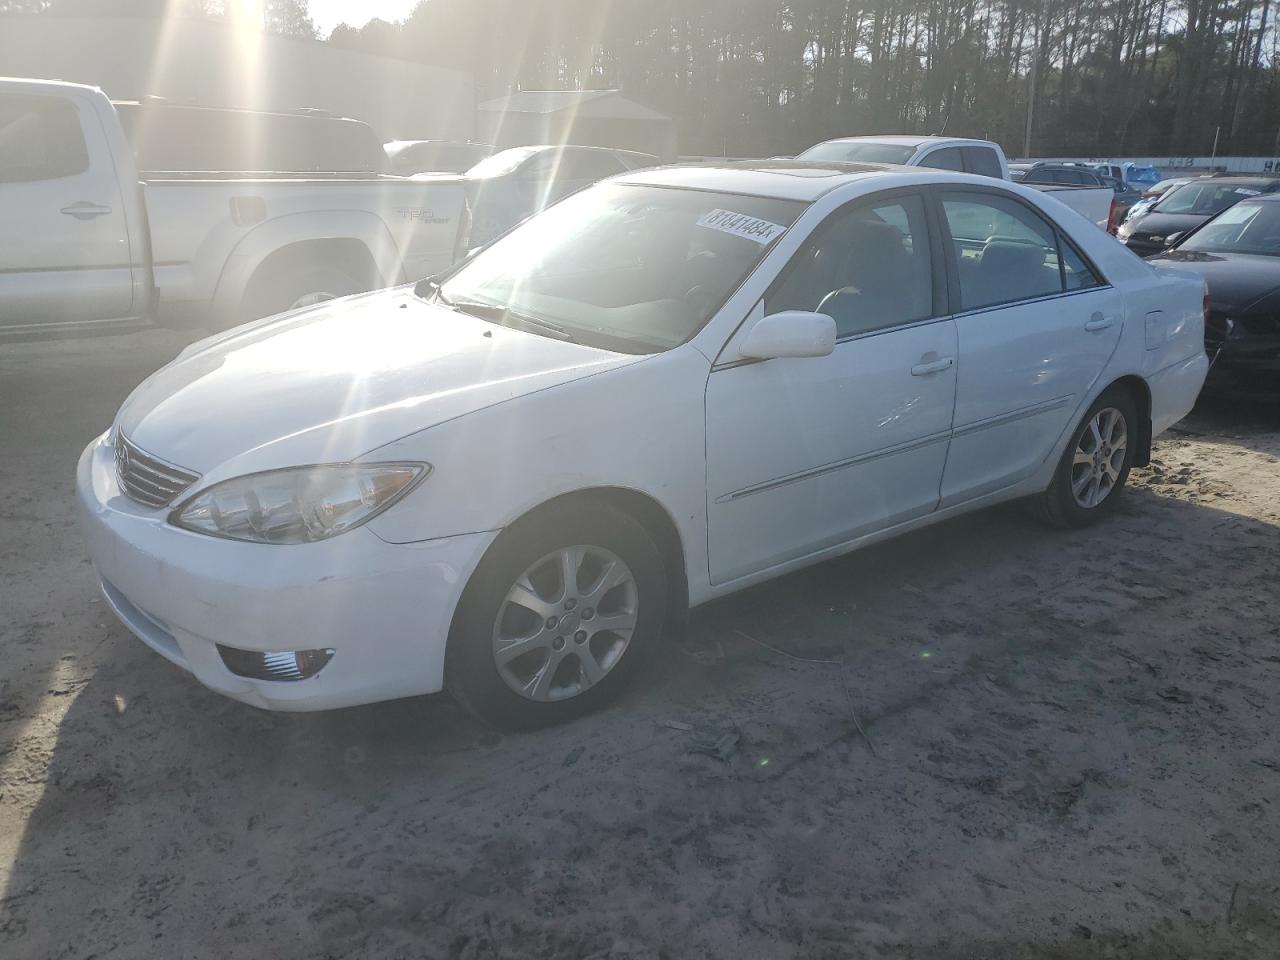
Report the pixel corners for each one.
[5,441,1280,957]
[1179,386,1280,457]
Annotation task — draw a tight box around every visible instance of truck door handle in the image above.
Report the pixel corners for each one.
[910,356,955,376]
[60,202,112,220]
[1085,312,1114,332]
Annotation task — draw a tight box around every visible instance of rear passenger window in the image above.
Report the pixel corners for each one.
[940,192,1064,310]
[920,147,964,172]
[962,147,1004,179]
[1060,238,1103,290]
[0,93,89,183]
[767,193,934,337]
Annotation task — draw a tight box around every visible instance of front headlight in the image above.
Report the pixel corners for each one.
[170,462,429,544]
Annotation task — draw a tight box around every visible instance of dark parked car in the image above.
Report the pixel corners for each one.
[384,139,496,175]
[1149,194,1280,387]
[464,145,659,246]
[1123,176,1199,224]
[1117,176,1280,256]
[1009,162,1104,186]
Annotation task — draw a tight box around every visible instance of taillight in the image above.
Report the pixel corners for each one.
[1203,286,1210,326]
[1106,198,1119,234]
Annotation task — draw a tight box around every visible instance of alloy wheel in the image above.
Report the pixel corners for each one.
[492,545,639,702]
[1071,406,1128,508]
[287,291,338,310]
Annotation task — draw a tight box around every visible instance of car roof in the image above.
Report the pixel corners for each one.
[617,160,960,202]
[812,135,989,149]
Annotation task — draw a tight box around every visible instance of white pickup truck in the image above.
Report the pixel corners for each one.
[795,135,1117,230]
[0,78,469,340]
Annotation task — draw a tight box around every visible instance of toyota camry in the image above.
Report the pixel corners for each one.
[78,161,1208,727]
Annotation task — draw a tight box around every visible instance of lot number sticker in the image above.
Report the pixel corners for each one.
[697,208,786,245]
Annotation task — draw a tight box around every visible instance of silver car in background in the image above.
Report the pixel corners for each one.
[464,144,658,246]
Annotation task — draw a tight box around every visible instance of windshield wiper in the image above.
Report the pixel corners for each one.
[443,297,577,342]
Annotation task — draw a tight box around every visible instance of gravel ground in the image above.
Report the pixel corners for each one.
[2,331,1279,960]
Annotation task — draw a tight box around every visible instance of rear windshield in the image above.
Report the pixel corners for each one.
[796,141,916,164]
[115,103,387,174]
[467,147,541,178]
[388,141,492,175]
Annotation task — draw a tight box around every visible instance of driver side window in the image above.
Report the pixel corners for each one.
[765,194,935,337]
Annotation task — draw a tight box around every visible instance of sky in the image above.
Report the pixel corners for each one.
[307,0,419,36]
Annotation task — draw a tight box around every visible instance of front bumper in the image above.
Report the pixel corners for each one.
[1121,236,1167,257]
[76,432,497,711]
[1205,319,1280,382]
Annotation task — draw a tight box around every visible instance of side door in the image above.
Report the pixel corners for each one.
[705,190,958,584]
[933,188,1124,507]
[0,90,135,329]
[515,151,563,216]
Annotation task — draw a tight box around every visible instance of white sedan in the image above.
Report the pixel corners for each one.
[78,162,1209,727]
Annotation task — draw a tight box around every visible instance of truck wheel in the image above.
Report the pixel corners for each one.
[238,263,366,323]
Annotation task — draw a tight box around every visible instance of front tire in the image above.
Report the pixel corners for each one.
[446,503,668,729]
[1035,387,1137,528]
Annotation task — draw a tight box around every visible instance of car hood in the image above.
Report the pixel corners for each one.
[1124,211,1209,240]
[116,288,639,478]
[1147,249,1280,313]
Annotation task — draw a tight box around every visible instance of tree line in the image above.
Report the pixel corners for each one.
[6,0,1279,158]
[329,0,1280,159]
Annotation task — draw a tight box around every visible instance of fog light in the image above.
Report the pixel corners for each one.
[217,644,334,682]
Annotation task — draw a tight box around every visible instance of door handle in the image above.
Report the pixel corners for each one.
[60,201,112,220]
[1085,312,1114,332]
[910,356,955,376]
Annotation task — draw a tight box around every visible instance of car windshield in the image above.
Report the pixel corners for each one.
[1181,201,1280,256]
[796,141,916,164]
[466,147,540,178]
[1155,182,1265,216]
[435,183,805,352]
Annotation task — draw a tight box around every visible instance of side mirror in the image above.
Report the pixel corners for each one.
[738,311,837,360]
[1163,232,1184,247]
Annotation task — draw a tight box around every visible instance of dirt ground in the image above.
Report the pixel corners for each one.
[2,330,1278,960]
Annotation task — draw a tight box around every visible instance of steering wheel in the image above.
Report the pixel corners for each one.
[682,250,722,317]
[684,284,718,318]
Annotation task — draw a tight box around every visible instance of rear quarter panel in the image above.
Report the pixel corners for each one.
[142,175,466,323]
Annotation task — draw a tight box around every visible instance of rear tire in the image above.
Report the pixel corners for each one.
[238,262,366,324]
[1034,386,1137,528]
[446,503,668,729]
